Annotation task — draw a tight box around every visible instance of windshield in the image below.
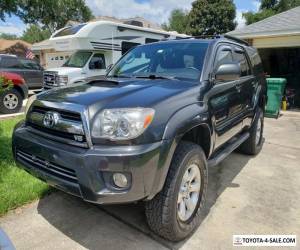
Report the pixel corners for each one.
[63,51,92,68]
[108,42,208,81]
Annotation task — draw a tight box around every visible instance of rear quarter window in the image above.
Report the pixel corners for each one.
[246,48,264,75]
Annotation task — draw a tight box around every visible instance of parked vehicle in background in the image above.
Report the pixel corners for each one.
[0,54,43,89]
[42,21,188,89]
[12,35,266,241]
[0,72,28,114]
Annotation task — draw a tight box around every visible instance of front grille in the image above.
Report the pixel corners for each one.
[27,106,88,147]
[31,106,81,122]
[17,150,78,184]
[44,71,58,88]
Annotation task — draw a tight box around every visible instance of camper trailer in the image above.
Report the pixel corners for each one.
[43,21,188,89]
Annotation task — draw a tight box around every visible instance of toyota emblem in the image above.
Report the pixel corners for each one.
[43,111,60,128]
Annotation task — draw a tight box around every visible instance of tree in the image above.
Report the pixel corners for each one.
[15,0,93,32]
[188,0,237,36]
[21,25,51,43]
[0,0,18,21]
[162,9,189,34]
[0,33,19,40]
[243,0,300,25]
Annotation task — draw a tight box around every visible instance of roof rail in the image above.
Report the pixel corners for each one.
[223,34,249,46]
[161,34,249,46]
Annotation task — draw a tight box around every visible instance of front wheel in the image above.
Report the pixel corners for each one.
[0,89,23,114]
[145,141,208,241]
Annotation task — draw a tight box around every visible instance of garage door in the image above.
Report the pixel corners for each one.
[46,52,72,69]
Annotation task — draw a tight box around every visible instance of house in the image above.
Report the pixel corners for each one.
[0,39,31,57]
[228,6,300,108]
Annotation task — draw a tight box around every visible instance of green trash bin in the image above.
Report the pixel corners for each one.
[265,78,287,118]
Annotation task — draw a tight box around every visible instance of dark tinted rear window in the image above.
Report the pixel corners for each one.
[53,24,86,37]
[0,57,20,68]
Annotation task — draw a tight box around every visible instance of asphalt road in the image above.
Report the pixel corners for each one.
[1,112,300,250]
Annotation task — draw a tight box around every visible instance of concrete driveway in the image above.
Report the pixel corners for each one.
[1,113,300,250]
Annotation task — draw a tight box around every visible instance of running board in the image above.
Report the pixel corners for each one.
[208,132,250,167]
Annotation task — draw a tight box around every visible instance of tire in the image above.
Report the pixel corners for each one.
[0,88,23,114]
[238,107,264,155]
[145,141,208,241]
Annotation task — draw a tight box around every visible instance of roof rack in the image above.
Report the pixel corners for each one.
[164,34,249,46]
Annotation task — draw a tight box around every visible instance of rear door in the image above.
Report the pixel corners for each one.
[0,56,25,78]
[209,44,243,148]
[20,59,43,89]
[232,46,255,127]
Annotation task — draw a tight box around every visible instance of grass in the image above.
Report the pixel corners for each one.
[0,117,50,216]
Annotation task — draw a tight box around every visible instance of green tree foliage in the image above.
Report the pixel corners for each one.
[188,0,237,36]
[0,33,19,40]
[243,0,300,25]
[0,75,13,94]
[0,0,18,21]
[16,0,93,32]
[0,0,93,33]
[21,25,51,43]
[162,9,189,34]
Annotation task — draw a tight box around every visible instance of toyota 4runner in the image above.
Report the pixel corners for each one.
[12,35,266,241]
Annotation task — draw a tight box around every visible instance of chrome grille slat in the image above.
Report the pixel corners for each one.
[17,150,78,183]
[26,105,88,148]
[43,71,58,87]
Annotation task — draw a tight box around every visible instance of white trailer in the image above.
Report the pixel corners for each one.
[43,21,188,89]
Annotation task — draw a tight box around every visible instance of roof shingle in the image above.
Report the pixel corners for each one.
[228,6,300,38]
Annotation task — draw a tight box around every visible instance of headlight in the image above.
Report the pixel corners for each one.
[57,75,68,85]
[92,108,155,140]
[25,95,36,115]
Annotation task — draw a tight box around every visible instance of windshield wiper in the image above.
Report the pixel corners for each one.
[111,74,131,78]
[135,74,176,80]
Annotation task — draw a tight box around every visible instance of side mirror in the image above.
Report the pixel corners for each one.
[215,63,241,82]
[106,64,113,73]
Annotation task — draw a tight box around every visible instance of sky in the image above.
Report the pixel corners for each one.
[0,0,260,36]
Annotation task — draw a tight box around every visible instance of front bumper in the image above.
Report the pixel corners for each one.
[13,122,173,204]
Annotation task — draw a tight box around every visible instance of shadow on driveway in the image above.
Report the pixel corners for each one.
[36,152,254,249]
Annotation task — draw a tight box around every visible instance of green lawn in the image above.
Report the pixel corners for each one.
[0,117,50,216]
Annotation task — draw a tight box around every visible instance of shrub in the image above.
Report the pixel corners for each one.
[0,75,13,94]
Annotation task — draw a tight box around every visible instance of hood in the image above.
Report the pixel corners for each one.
[37,78,198,109]
[45,67,82,75]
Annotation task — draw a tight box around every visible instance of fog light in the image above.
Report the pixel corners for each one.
[113,173,128,188]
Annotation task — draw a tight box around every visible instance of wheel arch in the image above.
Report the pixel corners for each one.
[147,106,213,200]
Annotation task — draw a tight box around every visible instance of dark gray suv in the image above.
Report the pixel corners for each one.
[0,54,43,89]
[13,36,266,241]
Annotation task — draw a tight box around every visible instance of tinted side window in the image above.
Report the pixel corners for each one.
[122,42,140,55]
[53,24,86,37]
[215,47,234,70]
[89,54,106,69]
[145,38,159,44]
[20,59,40,70]
[233,49,251,77]
[2,57,20,68]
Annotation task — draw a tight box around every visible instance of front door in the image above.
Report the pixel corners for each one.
[232,46,255,126]
[88,53,107,78]
[208,44,243,149]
